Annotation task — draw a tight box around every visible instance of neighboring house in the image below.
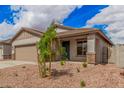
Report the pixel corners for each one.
[0,39,11,60]
[10,23,113,64]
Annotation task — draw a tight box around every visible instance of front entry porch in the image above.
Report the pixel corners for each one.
[59,34,98,64]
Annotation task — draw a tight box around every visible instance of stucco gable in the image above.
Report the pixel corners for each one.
[15,31,38,41]
[11,27,43,43]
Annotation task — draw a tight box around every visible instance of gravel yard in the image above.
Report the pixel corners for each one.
[0,62,124,88]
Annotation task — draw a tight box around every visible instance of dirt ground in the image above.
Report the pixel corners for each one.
[0,62,124,88]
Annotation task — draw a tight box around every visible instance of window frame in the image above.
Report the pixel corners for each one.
[77,40,87,56]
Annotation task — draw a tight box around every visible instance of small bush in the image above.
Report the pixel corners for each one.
[46,67,49,76]
[80,80,86,87]
[46,67,49,71]
[14,73,18,77]
[82,62,87,68]
[120,72,124,76]
[22,66,26,69]
[76,68,80,73]
[60,60,65,66]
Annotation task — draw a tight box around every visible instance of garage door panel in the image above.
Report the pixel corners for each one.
[15,45,37,62]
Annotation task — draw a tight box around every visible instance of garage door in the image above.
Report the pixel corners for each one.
[15,44,38,62]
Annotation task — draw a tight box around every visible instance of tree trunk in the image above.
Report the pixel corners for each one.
[49,54,52,78]
[49,41,52,78]
[36,47,42,78]
[42,60,46,78]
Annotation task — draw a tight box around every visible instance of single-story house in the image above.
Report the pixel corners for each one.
[0,39,11,60]
[9,23,113,64]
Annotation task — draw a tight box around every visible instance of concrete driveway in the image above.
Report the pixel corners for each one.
[0,60,36,69]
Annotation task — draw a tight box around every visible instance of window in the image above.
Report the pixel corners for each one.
[77,41,87,56]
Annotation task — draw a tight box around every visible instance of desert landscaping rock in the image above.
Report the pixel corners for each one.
[0,62,124,88]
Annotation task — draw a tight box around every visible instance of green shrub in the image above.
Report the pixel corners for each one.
[82,62,87,68]
[46,67,49,71]
[80,80,86,87]
[76,68,80,73]
[22,66,26,68]
[60,47,68,60]
[60,60,65,66]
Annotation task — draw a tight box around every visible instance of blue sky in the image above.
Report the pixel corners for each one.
[0,5,20,24]
[63,5,110,38]
[63,5,108,27]
[0,5,120,40]
[0,5,109,26]
[0,5,110,39]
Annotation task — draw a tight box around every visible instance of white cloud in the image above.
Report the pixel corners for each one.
[0,5,76,40]
[11,5,76,30]
[0,22,15,40]
[87,5,124,44]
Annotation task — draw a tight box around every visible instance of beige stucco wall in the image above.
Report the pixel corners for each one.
[12,37,40,46]
[12,31,40,46]
[12,31,40,54]
[95,34,111,64]
[109,45,124,68]
[108,46,116,64]
[96,35,104,63]
[87,34,96,53]
[116,45,124,68]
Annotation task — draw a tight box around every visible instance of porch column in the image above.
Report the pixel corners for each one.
[87,34,96,64]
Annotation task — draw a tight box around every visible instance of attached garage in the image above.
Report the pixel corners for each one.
[15,44,38,62]
[11,27,43,62]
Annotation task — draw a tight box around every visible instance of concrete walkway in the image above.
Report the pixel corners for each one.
[0,60,36,69]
